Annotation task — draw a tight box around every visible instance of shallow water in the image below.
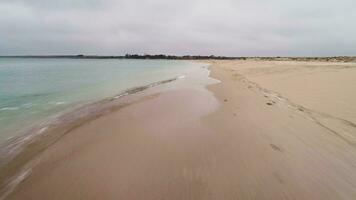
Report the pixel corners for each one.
[0,58,203,144]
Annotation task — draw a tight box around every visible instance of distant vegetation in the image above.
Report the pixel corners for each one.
[124,54,237,60]
[1,54,355,62]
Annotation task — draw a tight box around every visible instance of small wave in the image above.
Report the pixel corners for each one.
[38,127,48,134]
[0,107,19,111]
[177,75,186,79]
[48,101,66,105]
[111,76,179,101]
[112,93,129,100]
[14,127,49,145]
[22,103,34,109]
[0,168,31,200]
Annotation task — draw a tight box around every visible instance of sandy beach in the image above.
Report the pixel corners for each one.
[4,60,356,200]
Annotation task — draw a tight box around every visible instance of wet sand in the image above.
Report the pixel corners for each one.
[6,60,356,200]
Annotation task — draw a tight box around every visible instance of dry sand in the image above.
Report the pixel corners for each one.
[6,60,356,200]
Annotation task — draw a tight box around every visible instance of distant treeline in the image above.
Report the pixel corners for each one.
[1,54,355,62]
[124,54,236,60]
[124,54,356,62]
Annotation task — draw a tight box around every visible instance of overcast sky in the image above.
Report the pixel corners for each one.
[1,0,355,56]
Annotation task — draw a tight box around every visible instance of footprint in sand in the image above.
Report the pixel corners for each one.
[270,144,283,152]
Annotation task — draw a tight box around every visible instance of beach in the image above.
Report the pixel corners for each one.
[4,60,356,200]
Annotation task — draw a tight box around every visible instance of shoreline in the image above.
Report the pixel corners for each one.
[0,69,211,199]
[3,60,356,199]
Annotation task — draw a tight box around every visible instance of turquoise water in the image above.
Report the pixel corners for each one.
[0,58,200,144]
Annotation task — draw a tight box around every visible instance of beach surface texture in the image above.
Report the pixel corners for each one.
[5,60,356,200]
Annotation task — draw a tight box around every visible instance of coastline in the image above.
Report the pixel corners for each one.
[0,64,214,200]
[3,60,356,199]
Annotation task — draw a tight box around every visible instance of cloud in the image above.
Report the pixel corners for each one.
[0,0,355,56]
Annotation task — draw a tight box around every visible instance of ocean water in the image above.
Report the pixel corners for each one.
[0,58,203,145]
